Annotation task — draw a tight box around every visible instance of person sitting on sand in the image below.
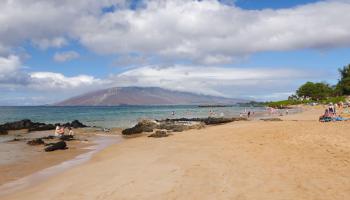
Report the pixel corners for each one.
[68,127,74,136]
[55,125,61,137]
[59,126,65,137]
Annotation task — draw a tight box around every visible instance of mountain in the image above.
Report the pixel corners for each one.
[54,87,246,106]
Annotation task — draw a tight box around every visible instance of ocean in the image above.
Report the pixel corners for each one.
[0,105,269,128]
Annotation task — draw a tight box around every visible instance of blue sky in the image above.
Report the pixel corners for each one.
[0,0,349,105]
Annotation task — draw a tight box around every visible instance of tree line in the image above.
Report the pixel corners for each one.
[294,64,350,101]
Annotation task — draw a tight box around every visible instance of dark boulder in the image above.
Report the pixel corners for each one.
[60,120,87,128]
[69,120,87,128]
[122,120,158,135]
[148,130,169,138]
[27,138,45,145]
[44,141,67,152]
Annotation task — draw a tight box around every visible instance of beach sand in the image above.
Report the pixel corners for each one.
[2,106,350,200]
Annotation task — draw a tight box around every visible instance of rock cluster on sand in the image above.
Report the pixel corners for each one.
[26,135,73,152]
[122,117,246,136]
[260,118,283,121]
[0,119,88,135]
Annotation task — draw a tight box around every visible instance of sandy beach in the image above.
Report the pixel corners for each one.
[2,106,350,200]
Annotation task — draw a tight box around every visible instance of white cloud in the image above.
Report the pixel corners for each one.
[0,1,350,64]
[0,0,126,53]
[0,55,101,91]
[0,55,30,85]
[0,55,21,74]
[73,0,350,64]
[29,72,102,90]
[53,51,80,62]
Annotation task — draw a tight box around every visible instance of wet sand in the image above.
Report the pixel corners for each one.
[0,128,121,186]
[2,106,350,200]
[0,139,90,185]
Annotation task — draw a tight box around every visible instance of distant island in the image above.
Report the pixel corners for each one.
[55,87,247,106]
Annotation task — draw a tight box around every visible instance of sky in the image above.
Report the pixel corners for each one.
[1,0,350,105]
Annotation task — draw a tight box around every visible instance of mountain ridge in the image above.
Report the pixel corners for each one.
[55,87,247,106]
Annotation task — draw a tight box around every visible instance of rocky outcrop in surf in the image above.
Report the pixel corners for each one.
[0,119,88,135]
[122,117,246,136]
[121,120,158,135]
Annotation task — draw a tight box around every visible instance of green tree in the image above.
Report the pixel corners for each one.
[337,64,350,95]
[296,81,333,100]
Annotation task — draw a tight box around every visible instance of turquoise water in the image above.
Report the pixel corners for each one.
[0,105,267,128]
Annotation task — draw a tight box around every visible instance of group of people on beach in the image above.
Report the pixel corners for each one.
[55,125,74,137]
[319,102,349,122]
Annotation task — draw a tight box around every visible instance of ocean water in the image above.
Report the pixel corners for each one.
[0,105,268,128]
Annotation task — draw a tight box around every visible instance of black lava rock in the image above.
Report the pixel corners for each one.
[44,141,67,152]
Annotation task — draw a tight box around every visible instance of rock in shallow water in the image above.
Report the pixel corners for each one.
[122,120,158,135]
[44,141,67,152]
[0,119,88,134]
